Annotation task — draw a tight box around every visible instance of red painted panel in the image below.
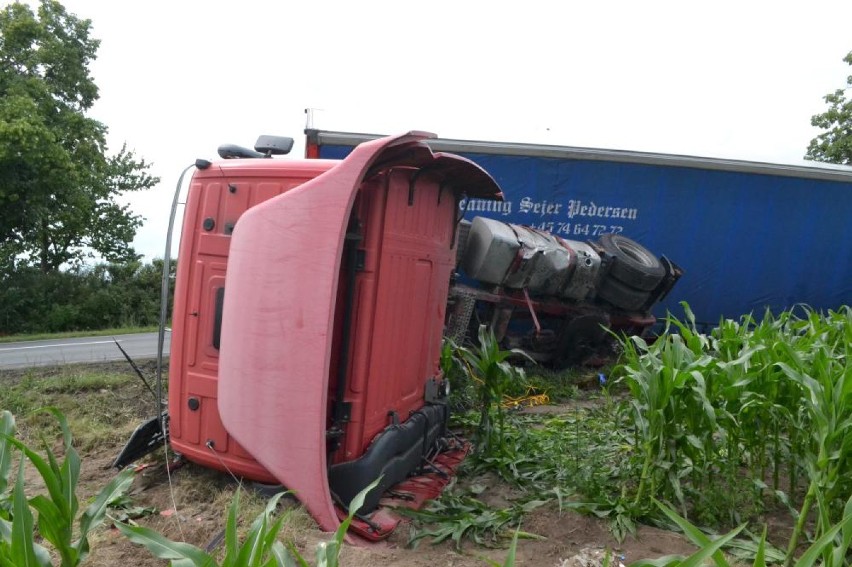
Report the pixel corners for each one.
[169,162,336,483]
[217,136,431,532]
[341,170,458,459]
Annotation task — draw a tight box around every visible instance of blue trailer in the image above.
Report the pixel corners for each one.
[306,129,852,326]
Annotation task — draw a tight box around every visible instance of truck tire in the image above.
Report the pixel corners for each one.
[596,276,651,312]
[598,234,665,291]
[554,314,611,367]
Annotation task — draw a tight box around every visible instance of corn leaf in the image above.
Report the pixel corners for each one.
[258,492,290,556]
[315,540,339,567]
[674,526,741,567]
[268,541,296,567]
[0,412,14,497]
[752,527,767,567]
[628,555,685,567]
[234,512,266,567]
[41,408,80,523]
[654,499,732,567]
[10,459,50,567]
[3,436,70,521]
[75,467,135,558]
[29,494,76,566]
[114,521,215,565]
[285,540,311,567]
[221,488,240,566]
[793,510,852,567]
[831,495,852,566]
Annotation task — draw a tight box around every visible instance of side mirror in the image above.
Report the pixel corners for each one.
[255,135,294,156]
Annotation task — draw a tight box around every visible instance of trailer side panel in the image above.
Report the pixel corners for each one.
[314,137,852,324]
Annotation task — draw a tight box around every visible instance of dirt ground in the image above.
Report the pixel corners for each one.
[82,452,696,567]
[6,362,697,566]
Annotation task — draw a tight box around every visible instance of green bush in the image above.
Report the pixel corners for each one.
[0,260,173,335]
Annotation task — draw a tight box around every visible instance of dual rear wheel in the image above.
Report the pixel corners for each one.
[595,233,665,311]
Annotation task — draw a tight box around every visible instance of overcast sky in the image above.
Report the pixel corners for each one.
[49,1,852,260]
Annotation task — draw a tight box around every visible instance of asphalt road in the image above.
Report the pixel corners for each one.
[0,331,170,370]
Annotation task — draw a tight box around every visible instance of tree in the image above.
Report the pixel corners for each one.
[0,0,158,272]
[806,50,852,165]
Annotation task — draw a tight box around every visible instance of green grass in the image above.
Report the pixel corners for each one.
[0,325,159,343]
[0,366,154,451]
[523,366,584,402]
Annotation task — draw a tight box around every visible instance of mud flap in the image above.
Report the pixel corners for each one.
[112,414,167,470]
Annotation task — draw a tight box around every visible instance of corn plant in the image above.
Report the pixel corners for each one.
[116,489,289,566]
[117,477,381,566]
[457,325,532,460]
[615,313,723,517]
[1,458,37,566]
[0,409,135,567]
[441,338,474,410]
[776,345,852,565]
[0,410,14,518]
[301,478,381,567]
[628,497,852,567]
[1,410,45,566]
[612,303,852,563]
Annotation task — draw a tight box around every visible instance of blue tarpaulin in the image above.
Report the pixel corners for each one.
[317,142,852,325]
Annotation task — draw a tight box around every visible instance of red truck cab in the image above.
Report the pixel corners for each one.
[166,132,501,536]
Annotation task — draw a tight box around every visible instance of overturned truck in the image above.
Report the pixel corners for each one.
[116,131,678,540]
